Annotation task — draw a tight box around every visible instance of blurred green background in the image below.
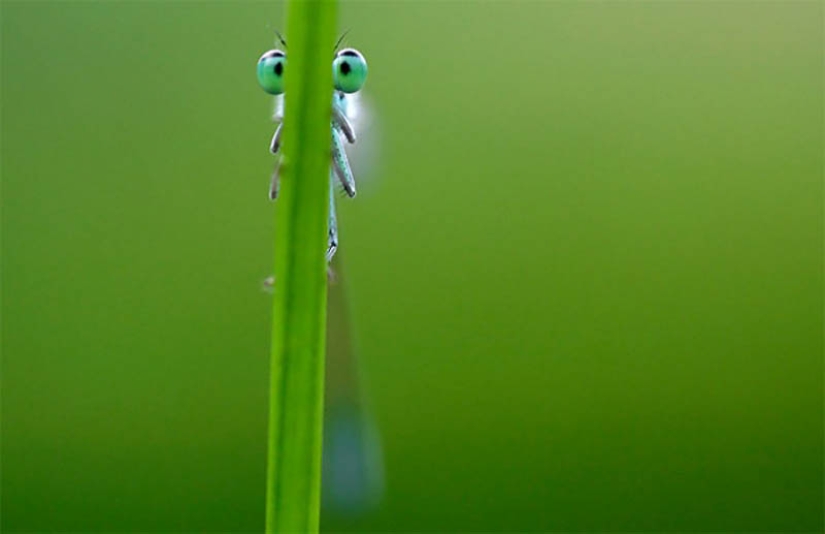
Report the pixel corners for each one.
[2,1,822,531]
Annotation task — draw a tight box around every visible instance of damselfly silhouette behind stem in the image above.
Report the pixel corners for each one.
[258,34,383,515]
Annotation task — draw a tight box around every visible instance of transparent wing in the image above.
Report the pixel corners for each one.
[323,253,384,516]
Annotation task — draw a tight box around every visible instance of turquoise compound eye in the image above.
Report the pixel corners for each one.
[257,49,286,95]
[333,48,367,94]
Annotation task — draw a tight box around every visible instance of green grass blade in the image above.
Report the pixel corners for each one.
[265,2,337,532]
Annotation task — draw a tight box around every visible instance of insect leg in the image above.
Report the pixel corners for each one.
[327,170,339,263]
[270,123,283,154]
[332,105,356,144]
[269,156,281,200]
[332,128,356,198]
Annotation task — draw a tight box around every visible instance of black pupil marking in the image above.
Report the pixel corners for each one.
[340,61,351,75]
[274,62,283,76]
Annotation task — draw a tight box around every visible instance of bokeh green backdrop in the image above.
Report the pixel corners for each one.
[2,1,822,531]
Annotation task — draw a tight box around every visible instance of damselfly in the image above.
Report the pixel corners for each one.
[256,37,368,263]
[257,37,382,515]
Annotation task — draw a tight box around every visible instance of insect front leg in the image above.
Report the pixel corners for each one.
[268,120,284,200]
[332,105,356,144]
[270,123,283,154]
